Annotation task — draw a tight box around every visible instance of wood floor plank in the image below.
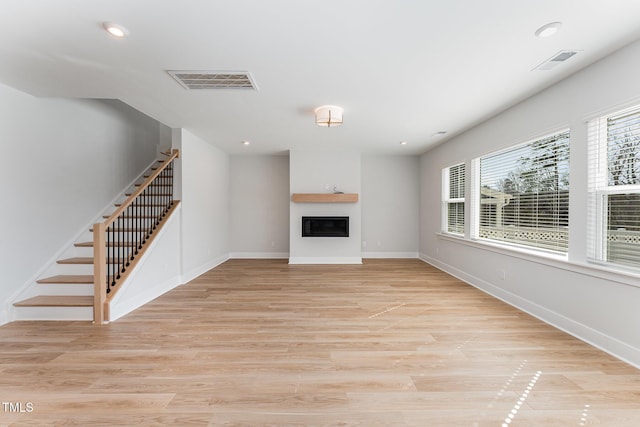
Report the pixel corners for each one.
[1,258,640,426]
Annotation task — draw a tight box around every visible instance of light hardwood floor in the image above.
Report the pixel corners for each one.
[1,259,639,426]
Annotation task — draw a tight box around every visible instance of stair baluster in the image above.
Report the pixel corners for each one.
[93,149,179,323]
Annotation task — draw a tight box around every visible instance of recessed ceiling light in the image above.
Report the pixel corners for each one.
[242,140,250,146]
[399,141,408,145]
[535,22,562,38]
[102,22,129,38]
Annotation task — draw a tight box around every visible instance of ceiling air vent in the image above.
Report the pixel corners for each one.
[533,50,579,71]
[167,71,257,90]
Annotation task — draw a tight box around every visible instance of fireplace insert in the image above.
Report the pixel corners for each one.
[302,216,349,237]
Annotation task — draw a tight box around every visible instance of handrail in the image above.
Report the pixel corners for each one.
[103,149,179,227]
[93,149,179,324]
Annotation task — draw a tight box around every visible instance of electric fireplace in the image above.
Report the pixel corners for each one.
[302,216,349,237]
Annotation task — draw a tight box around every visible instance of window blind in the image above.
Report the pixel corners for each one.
[443,163,465,235]
[449,163,465,199]
[587,105,640,269]
[475,131,570,253]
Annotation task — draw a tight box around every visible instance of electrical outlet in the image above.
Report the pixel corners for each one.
[362,241,367,248]
[499,270,506,280]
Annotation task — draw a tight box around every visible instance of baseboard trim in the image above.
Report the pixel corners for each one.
[418,252,640,369]
[0,308,8,326]
[362,251,419,259]
[181,254,230,284]
[288,257,363,265]
[230,252,289,259]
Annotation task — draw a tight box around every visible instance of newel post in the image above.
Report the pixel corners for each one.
[93,223,107,324]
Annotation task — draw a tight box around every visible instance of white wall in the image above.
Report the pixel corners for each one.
[420,38,640,367]
[362,155,420,257]
[179,130,230,281]
[229,154,420,260]
[229,155,290,258]
[0,84,162,324]
[289,150,362,264]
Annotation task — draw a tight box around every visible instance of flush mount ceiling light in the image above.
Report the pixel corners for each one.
[241,140,250,146]
[314,105,344,127]
[399,141,408,146]
[102,22,129,38]
[535,22,562,38]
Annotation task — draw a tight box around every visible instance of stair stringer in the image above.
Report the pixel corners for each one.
[8,156,168,322]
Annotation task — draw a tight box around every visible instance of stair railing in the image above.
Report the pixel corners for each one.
[93,149,179,323]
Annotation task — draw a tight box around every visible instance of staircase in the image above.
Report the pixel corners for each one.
[12,149,179,323]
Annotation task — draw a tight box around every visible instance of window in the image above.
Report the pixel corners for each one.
[442,163,465,235]
[588,105,640,270]
[472,130,570,253]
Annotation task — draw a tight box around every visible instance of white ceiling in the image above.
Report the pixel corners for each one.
[3,1,640,155]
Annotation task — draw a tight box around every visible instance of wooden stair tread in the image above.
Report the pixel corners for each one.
[125,192,172,196]
[103,214,161,218]
[58,257,93,264]
[90,227,141,232]
[89,227,159,232]
[114,203,167,207]
[57,257,123,265]
[76,241,141,247]
[14,296,93,307]
[37,275,94,284]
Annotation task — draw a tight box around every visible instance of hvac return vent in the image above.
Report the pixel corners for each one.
[533,50,579,71]
[167,71,257,90]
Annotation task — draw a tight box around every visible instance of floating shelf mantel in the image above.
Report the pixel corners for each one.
[291,193,359,203]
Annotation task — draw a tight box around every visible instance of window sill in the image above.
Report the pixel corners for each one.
[436,232,640,289]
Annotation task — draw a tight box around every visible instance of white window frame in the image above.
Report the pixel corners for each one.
[471,130,571,255]
[442,162,465,236]
[587,104,640,270]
